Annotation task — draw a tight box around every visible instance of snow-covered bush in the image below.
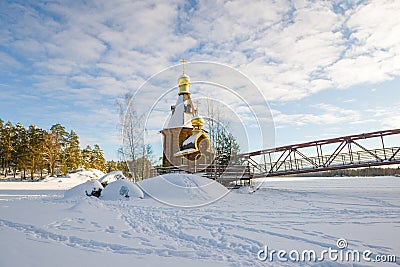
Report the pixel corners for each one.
[101,179,144,200]
[98,170,126,187]
[64,180,104,199]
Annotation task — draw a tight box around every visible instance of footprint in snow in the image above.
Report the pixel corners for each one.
[105,226,116,233]
[90,221,101,228]
[121,231,132,239]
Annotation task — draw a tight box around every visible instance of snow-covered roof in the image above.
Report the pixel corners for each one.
[164,94,193,129]
[176,132,210,156]
[182,132,202,147]
[175,148,198,156]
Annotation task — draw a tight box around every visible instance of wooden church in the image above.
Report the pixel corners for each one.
[160,61,213,172]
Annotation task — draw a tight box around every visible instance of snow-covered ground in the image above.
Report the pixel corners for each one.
[0,175,399,266]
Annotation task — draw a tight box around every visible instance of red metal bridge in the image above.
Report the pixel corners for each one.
[239,129,400,178]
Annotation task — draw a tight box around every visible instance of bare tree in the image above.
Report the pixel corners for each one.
[204,98,240,166]
[205,98,222,152]
[117,93,148,180]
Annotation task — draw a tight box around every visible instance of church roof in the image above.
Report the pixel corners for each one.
[175,131,209,157]
[174,147,198,157]
[182,132,202,147]
[164,94,193,129]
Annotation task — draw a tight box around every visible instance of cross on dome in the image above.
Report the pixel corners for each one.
[194,100,200,114]
[180,59,187,74]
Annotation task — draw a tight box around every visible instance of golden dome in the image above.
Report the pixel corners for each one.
[178,74,190,85]
[178,74,190,95]
[191,115,203,128]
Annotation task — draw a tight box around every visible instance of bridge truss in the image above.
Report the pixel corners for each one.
[240,129,400,178]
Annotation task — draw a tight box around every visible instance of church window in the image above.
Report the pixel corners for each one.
[184,104,192,113]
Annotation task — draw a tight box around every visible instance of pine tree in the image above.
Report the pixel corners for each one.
[27,125,46,180]
[43,124,67,177]
[92,144,106,172]
[1,121,14,176]
[80,144,106,172]
[0,119,4,175]
[215,131,240,166]
[82,145,93,169]
[65,130,82,171]
[12,123,29,179]
[106,160,118,172]
[204,98,240,166]
[0,119,108,178]
[36,130,47,179]
[116,161,130,178]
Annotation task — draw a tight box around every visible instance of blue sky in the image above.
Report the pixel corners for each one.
[1,0,400,161]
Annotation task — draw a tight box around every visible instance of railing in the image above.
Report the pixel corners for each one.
[154,129,400,182]
[240,129,400,178]
[154,164,252,182]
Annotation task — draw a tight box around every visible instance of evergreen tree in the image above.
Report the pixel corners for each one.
[0,119,4,171]
[116,161,130,178]
[27,125,46,179]
[106,160,118,172]
[1,121,14,175]
[64,130,82,171]
[204,98,241,166]
[12,123,29,179]
[81,145,93,169]
[43,132,57,177]
[92,144,106,172]
[215,131,240,166]
[0,119,4,175]
[0,119,108,178]
[36,131,47,179]
[44,124,67,177]
[81,144,106,172]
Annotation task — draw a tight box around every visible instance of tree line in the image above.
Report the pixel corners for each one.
[295,167,400,177]
[0,119,109,179]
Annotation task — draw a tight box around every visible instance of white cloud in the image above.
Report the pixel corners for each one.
[0,51,22,71]
[4,0,400,102]
[272,103,361,127]
[367,103,400,129]
[181,0,400,101]
[2,0,400,158]
[327,0,400,88]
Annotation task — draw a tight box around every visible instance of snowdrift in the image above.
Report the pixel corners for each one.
[137,173,229,207]
[43,169,105,185]
[98,170,126,186]
[64,180,104,199]
[101,180,144,200]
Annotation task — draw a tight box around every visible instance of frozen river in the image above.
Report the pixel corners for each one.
[0,176,399,266]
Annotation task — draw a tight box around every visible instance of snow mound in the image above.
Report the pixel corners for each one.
[98,171,125,186]
[43,169,105,185]
[87,168,106,179]
[137,173,229,207]
[64,180,103,199]
[101,180,144,200]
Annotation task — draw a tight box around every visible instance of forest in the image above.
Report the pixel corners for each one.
[296,167,400,177]
[0,118,124,180]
